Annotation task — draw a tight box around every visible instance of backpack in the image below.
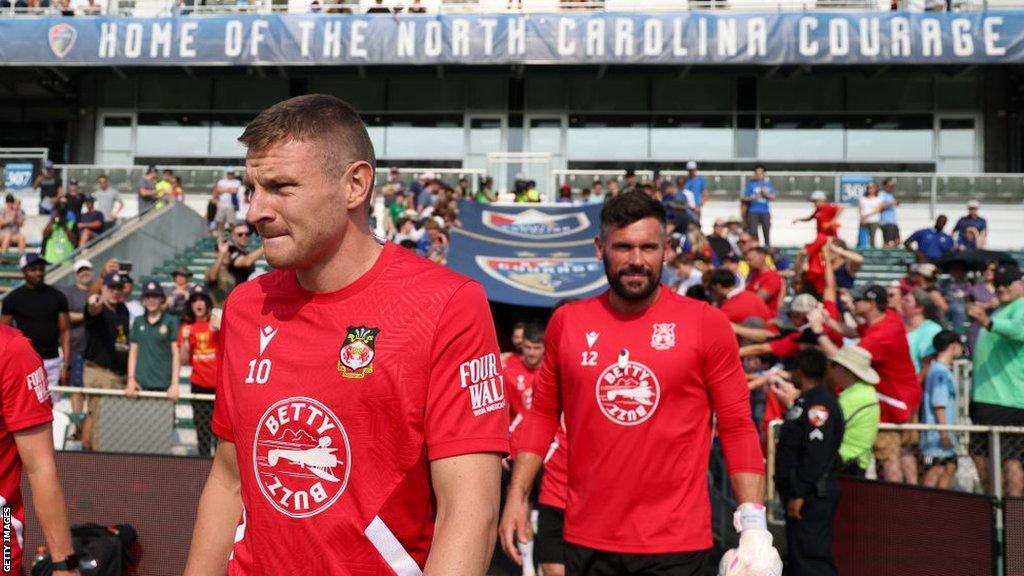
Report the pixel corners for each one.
[32,523,137,576]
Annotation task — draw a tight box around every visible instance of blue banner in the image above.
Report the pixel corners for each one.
[3,163,34,191]
[448,202,607,307]
[1,12,1022,66]
[840,175,874,204]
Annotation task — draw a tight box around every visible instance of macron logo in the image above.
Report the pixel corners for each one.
[259,325,279,355]
[586,332,599,348]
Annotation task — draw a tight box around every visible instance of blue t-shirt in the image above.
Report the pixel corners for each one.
[921,361,957,459]
[953,215,987,236]
[879,191,898,225]
[683,176,707,206]
[79,210,105,228]
[907,228,955,260]
[742,179,775,214]
[835,264,855,290]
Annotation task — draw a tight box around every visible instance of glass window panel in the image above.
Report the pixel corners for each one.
[760,77,843,111]
[939,157,978,172]
[846,75,933,111]
[759,115,844,161]
[939,118,976,156]
[566,127,647,160]
[651,77,734,111]
[385,127,464,159]
[101,116,133,151]
[650,128,733,160]
[136,125,210,157]
[469,118,503,153]
[847,130,933,161]
[209,126,247,158]
[366,127,385,157]
[935,77,979,110]
[529,127,562,154]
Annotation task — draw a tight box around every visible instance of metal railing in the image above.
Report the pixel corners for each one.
[3,0,1021,16]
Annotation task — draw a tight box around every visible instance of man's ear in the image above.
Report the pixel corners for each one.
[594,235,604,261]
[345,161,375,212]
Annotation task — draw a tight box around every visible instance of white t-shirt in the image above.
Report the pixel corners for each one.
[859,195,884,224]
[217,178,241,209]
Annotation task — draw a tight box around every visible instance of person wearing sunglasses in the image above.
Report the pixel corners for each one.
[206,224,264,291]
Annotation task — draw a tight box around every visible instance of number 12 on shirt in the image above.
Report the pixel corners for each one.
[581,351,598,366]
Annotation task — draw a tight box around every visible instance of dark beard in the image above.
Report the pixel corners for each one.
[604,255,661,302]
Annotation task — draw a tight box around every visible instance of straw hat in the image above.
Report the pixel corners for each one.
[830,346,880,385]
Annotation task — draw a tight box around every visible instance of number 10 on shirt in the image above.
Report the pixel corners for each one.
[246,359,272,384]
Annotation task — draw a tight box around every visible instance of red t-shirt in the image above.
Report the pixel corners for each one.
[212,242,509,575]
[0,325,53,572]
[504,354,538,431]
[178,320,219,389]
[857,310,920,423]
[814,203,840,236]
[516,288,762,553]
[538,424,569,510]
[721,290,775,327]
[746,269,783,316]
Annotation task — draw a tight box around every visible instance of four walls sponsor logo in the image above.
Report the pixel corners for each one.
[482,208,591,240]
[26,366,48,403]
[459,353,505,416]
[475,254,607,298]
[253,397,351,518]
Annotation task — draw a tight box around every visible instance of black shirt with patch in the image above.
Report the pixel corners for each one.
[0,284,68,359]
[774,385,845,501]
[84,302,130,374]
[227,245,256,286]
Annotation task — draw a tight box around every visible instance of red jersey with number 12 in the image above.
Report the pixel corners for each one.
[0,325,53,573]
[516,289,763,553]
[212,242,509,575]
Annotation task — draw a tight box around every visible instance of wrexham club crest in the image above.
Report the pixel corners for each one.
[337,326,379,379]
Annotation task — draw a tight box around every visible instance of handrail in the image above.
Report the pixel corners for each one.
[51,385,215,401]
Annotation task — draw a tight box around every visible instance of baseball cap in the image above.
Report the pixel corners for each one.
[73,258,93,272]
[44,160,54,169]
[810,190,828,202]
[18,253,46,269]
[189,284,211,299]
[967,200,981,209]
[172,266,193,278]
[389,166,399,173]
[994,264,1022,287]
[226,166,237,174]
[851,284,888,309]
[103,272,126,288]
[910,262,938,280]
[69,178,79,185]
[830,346,880,385]
[147,165,158,173]
[686,161,698,170]
[713,218,726,228]
[141,280,165,298]
[789,293,820,314]
[83,195,95,204]
[726,215,742,225]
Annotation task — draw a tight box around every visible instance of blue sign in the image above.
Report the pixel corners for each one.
[0,13,1022,66]
[840,175,875,205]
[3,163,34,191]
[448,229,608,307]
[458,201,601,244]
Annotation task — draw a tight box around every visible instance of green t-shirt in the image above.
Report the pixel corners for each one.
[972,297,1024,409]
[475,188,494,204]
[43,222,75,264]
[838,382,881,471]
[907,319,943,373]
[129,312,179,391]
[388,202,407,226]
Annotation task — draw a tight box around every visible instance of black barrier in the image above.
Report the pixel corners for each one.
[1005,498,1024,576]
[833,476,995,576]
[21,452,212,576]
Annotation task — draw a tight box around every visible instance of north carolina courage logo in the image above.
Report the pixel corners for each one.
[253,397,351,518]
[338,326,379,378]
[48,23,77,58]
[595,351,660,426]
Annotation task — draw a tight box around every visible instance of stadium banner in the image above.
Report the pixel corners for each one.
[457,201,602,245]
[448,227,607,308]
[840,175,874,204]
[2,163,34,191]
[2,12,1023,66]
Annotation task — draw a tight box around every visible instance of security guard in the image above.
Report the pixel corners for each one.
[772,348,844,576]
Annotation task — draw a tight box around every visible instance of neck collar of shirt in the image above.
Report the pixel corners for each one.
[287,240,395,304]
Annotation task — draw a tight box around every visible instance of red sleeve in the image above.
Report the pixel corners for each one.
[0,333,53,433]
[211,309,234,442]
[767,333,799,358]
[823,300,845,346]
[701,306,763,475]
[763,272,782,297]
[513,307,563,458]
[424,281,509,461]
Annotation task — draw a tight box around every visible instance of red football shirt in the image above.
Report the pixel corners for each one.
[504,354,538,431]
[857,310,920,423]
[814,203,840,236]
[746,269,782,316]
[767,300,843,358]
[537,424,569,510]
[0,325,53,572]
[178,320,219,389]
[721,289,775,327]
[212,242,509,575]
[516,288,762,553]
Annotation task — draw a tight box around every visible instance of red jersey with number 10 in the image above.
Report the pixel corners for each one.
[0,325,53,573]
[211,242,509,575]
[516,288,763,554]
